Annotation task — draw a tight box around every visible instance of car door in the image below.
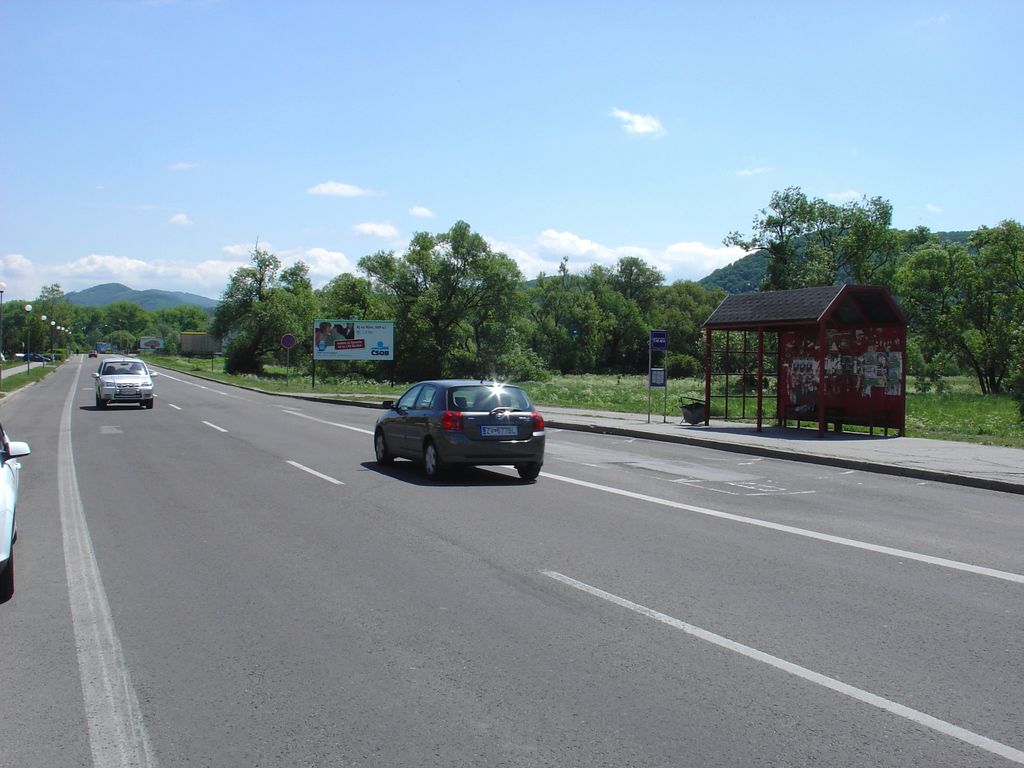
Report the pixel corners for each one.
[387,384,423,458]
[406,383,440,452]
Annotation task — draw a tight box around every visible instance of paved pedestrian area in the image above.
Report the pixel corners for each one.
[540,405,1024,495]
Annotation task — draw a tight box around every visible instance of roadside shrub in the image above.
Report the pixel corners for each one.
[1008,326,1024,421]
[665,353,702,378]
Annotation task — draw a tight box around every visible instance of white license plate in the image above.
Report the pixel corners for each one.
[480,425,518,437]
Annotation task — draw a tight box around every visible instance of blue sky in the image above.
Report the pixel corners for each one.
[2,1,1021,302]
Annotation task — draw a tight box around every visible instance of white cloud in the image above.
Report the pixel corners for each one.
[490,230,750,282]
[307,180,375,197]
[353,221,399,238]
[409,206,434,218]
[737,167,771,177]
[926,203,943,214]
[609,107,666,137]
[289,247,357,286]
[827,190,862,202]
[169,213,193,227]
[168,161,199,171]
[538,229,619,263]
[660,241,749,275]
[222,241,274,257]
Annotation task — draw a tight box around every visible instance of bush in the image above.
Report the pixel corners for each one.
[1009,327,1024,421]
[665,353,702,378]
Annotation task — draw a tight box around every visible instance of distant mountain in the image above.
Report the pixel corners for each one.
[699,250,768,294]
[65,283,218,311]
[698,231,973,294]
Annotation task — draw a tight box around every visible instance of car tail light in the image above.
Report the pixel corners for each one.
[531,412,545,431]
[441,410,463,431]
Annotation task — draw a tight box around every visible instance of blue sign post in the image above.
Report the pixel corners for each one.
[648,330,668,423]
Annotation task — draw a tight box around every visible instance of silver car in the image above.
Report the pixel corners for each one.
[1,424,31,602]
[93,357,157,408]
[373,380,545,481]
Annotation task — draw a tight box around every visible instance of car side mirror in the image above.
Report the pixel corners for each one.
[6,441,30,458]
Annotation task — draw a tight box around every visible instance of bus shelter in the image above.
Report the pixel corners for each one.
[701,285,907,436]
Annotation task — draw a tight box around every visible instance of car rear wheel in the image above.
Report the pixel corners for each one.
[374,430,394,465]
[423,441,445,480]
[0,553,14,603]
[517,463,542,481]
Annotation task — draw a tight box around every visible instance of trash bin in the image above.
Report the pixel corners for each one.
[681,398,706,425]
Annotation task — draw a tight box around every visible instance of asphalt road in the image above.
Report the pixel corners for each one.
[1,357,1021,767]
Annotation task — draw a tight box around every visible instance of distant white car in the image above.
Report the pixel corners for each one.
[1,423,31,602]
[93,356,157,409]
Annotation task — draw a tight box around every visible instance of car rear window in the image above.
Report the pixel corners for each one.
[448,385,531,411]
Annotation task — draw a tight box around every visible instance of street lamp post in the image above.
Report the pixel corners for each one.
[24,304,32,373]
[40,315,47,366]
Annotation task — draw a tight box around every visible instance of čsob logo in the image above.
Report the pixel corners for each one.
[371,341,391,357]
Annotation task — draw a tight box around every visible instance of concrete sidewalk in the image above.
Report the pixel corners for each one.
[540,405,1024,495]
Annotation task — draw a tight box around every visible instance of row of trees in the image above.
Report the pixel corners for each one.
[210,221,724,382]
[0,284,209,359]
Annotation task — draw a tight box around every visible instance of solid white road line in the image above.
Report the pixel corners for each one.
[542,570,1024,766]
[286,460,345,485]
[60,363,157,767]
[541,472,1024,585]
[202,421,228,432]
[282,408,375,435]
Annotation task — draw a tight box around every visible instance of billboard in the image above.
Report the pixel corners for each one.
[313,319,394,361]
[180,332,222,355]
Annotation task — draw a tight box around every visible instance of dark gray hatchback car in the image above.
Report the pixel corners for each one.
[373,380,545,481]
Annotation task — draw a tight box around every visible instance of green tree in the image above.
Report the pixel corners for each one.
[358,221,527,379]
[725,187,817,290]
[582,265,648,371]
[212,247,312,374]
[726,187,900,290]
[896,222,1024,395]
[526,258,603,374]
[652,280,726,363]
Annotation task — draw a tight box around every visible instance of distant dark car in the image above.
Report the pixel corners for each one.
[374,380,545,481]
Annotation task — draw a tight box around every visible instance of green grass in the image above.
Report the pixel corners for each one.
[0,361,61,397]
[150,356,1024,448]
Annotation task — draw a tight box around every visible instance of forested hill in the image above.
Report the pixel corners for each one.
[65,283,218,311]
[698,231,972,294]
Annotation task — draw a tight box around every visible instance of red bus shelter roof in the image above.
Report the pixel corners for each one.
[703,284,905,331]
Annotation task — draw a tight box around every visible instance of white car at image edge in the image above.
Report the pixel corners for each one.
[1,424,31,602]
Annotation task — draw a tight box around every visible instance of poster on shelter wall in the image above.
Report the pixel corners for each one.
[787,358,819,410]
[885,352,903,395]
